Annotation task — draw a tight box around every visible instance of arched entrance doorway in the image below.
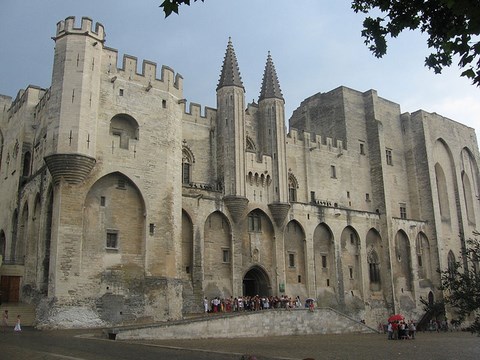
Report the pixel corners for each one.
[243,266,271,296]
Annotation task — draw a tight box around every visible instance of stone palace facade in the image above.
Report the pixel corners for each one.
[0,16,479,328]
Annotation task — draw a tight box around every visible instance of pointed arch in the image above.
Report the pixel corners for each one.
[16,201,29,263]
[366,228,382,291]
[182,145,195,185]
[243,209,275,276]
[340,226,362,295]
[181,209,194,280]
[204,211,232,297]
[416,232,432,281]
[435,163,450,220]
[83,172,146,270]
[394,230,413,291]
[22,151,32,177]
[462,171,475,225]
[285,220,306,296]
[313,222,336,289]
[288,172,298,202]
[447,250,456,272]
[246,135,256,152]
[0,130,3,172]
[243,265,271,296]
[40,186,54,294]
[0,230,6,260]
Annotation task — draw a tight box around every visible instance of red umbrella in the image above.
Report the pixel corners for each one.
[388,314,404,322]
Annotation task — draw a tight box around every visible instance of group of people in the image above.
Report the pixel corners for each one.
[204,295,313,313]
[2,310,21,332]
[387,320,416,340]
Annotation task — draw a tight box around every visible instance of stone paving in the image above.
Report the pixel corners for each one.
[130,331,480,360]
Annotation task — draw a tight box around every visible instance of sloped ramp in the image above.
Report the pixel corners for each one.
[112,307,377,341]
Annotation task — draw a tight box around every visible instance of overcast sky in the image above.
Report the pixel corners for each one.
[1,0,478,140]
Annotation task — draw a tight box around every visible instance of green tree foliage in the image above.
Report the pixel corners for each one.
[160,0,203,17]
[352,0,480,86]
[439,231,480,333]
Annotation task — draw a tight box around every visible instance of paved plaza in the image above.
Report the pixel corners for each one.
[0,327,479,359]
[135,331,480,359]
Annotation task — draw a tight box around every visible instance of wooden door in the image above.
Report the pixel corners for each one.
[0,276,20,303]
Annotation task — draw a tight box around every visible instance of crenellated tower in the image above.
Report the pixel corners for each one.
[216,38,248,222]
[258,52,290,225]
[44,16,104,184]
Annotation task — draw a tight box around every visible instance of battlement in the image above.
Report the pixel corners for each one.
[55,16,105,42]
[287,128,345,154]
[182,102,217,124]
[103,47,183,91]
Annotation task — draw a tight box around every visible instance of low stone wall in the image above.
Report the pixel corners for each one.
[114,307,377,340]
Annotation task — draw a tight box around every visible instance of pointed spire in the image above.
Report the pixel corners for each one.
[259,51,284,101]
[217,37,244,90]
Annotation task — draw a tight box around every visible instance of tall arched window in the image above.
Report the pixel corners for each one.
[288,173,298,202]
[182,147,194,185]
[22,151,31,177]
[447,250,456,273]
[368,249,381,285]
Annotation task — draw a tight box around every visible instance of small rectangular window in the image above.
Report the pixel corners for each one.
[359,142,365,155]
[310,191,316,203]
[297,275,302,283]
[326,279,330,287]
[331,165,336,178]
[366,193,370,202]
[289,253,295,267]
[418,255,423,267]
[119,89,124,96]
[386,149,393,165]
[222,249,230,263]
[349,266,354,279]
[149,223,155,235]
[106,231,118,249]
[117,178,126,189]
[321,255,327,268]
[400,203,407,219]
[162,99,167,108]
[347,191,350,198]
[100,196,106,206]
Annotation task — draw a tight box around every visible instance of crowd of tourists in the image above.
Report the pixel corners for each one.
[387,320,416,340]
[203,295,314,313]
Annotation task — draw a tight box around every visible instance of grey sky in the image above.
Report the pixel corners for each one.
[1,0,478,139]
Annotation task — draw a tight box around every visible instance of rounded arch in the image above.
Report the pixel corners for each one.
[394,230,413,291]
[243,265,271,297]
[109,113,139,149]
[83,172,146,267]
